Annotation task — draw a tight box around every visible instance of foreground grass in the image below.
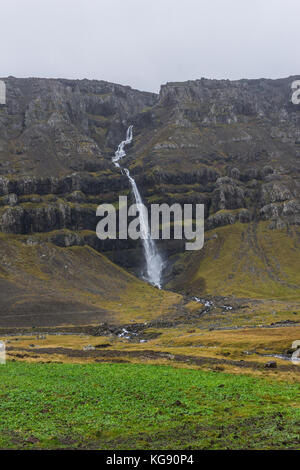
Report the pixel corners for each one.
[0,362,299,449]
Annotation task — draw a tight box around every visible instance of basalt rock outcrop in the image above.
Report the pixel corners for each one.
[0,76,300,274]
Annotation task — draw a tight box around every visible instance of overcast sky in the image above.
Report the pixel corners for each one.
[1,0,299,92]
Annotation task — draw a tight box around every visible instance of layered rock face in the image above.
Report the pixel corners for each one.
[0,76,300,270]
[129,77,300,231]
[0,76,156,173]
[0,77,156,263]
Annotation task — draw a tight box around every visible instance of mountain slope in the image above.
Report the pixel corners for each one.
[128,77,300,230]
[0,233,181,327]
[0,76,300,323]
[167,222,300,300]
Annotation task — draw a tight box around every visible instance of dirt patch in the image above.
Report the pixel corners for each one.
[8,346,300,373]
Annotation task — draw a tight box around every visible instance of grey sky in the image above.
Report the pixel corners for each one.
[1,0,299,93]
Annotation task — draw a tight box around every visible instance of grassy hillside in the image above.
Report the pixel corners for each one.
[167,222,300,300]
[0,234,181,327]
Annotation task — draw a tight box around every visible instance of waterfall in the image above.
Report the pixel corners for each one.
[112,126,163,288]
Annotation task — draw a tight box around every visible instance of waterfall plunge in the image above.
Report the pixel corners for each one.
[112,126,163,288]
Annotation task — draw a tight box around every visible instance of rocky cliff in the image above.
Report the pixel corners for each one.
[0,75,300,296]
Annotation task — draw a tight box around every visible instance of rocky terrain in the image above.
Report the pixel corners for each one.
[0,75,300,324]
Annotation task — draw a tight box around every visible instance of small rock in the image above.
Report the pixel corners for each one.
[83,344,95,351]
[36,334,46,340]
[265,361,277,368]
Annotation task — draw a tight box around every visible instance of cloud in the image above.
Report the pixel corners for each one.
[1,0,299,92]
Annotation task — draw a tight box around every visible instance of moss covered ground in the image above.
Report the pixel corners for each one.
[0,362,299,450]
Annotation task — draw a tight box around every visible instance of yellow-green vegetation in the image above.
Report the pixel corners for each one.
[168,222,300,300]
[3,323,300,383]
[0,234,182,326]
[0,362,299,449]
[138,324,300,354]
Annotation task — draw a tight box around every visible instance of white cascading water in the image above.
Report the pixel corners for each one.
[112,125,163,288]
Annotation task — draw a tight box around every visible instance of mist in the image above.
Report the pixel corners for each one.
[1,0,299,92]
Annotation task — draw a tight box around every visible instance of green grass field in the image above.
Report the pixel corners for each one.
[0,362,299,449]
[168,223,300,300]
